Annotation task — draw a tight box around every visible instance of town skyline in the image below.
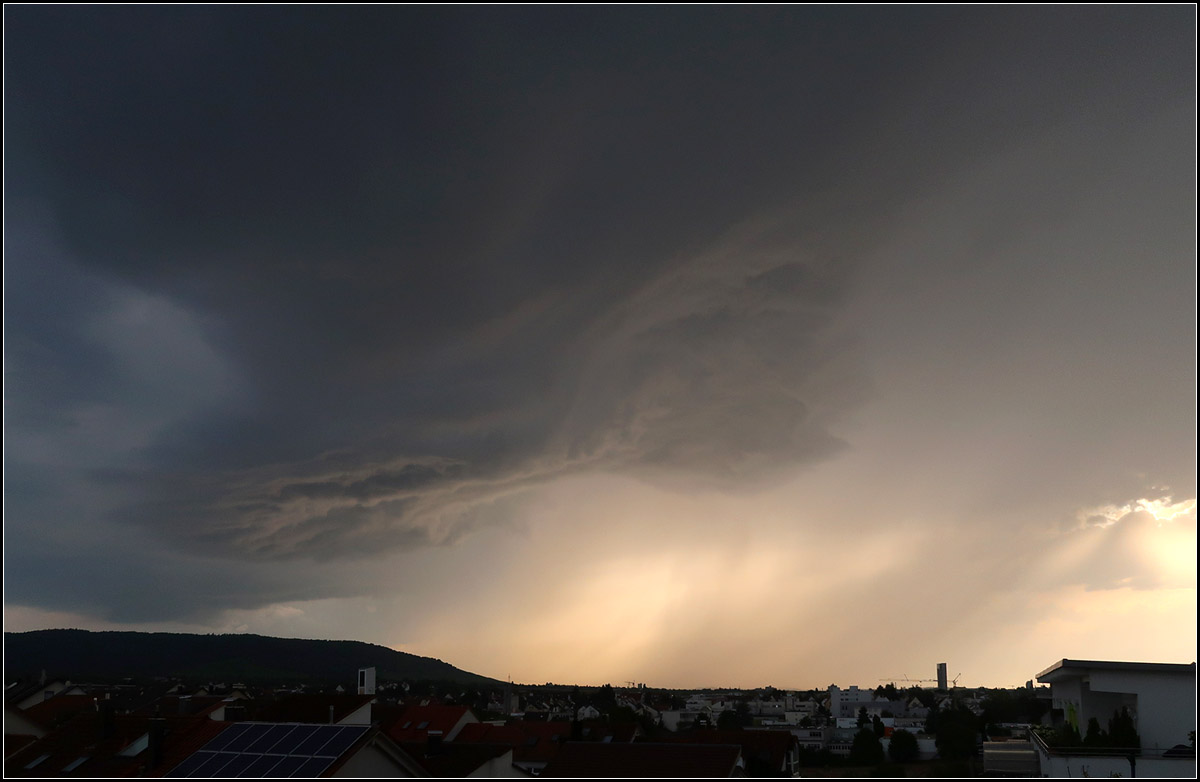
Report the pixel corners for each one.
[5,7,1196,693]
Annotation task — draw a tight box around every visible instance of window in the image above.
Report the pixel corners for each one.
[119,734,150,757]
[64,756,90,772]
[358,671,365,688]
[416,721,429,730]
[24,754,50,770]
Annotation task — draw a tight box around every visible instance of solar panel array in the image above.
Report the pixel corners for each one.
[165,723,370,778]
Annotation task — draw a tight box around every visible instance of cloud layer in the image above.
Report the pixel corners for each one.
[6,7,1195,683]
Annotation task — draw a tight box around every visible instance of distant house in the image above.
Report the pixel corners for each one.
[575,705,601,721]
[8,680,86,712]
[1033,659,1197,778]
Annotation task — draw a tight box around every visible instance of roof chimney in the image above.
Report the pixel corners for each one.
[99,699,116,741]
[329,704,336,724]
[149,717,166,769]
[427,731,444,754]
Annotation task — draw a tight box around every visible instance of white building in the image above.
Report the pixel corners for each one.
[827,685,874,719]
[1033,659,1196,778]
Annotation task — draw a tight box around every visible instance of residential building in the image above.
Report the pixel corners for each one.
[1033,658,1196,778]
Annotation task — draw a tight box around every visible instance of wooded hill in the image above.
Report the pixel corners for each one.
[4,629,502,687]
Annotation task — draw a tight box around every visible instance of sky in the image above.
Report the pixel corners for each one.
[4,6,1196,690]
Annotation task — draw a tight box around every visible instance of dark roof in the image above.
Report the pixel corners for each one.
[579,719,638,743]
[1037,659,1197,682]
[4,735,39,759]
[250,693,374,724]
[665,729,793,774]
[541,742,742,778]
[129,695,228,719]
[398,740,512,777]
[454,720,571,763]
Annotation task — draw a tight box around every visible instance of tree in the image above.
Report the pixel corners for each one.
[735,700,753,728]
[888,729,919,763]
[850,728,885,765]
[934,705,979,760]
[872,714,886,738]
[1083,717,1107,747]
[924,704,939,735]
[1108,707,1140,748]
[717,709,740,730]
[857,705,870,730]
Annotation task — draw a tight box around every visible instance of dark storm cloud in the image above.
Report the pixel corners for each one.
[6,6,1194,618]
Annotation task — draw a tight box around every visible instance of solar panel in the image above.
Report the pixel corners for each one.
[315,726,367,758]
[164,751,211,777]
[223,724,272,753]
[167,723,371,778]
[263,755,306,777]
[201,723,252,753]
[243,724,296,754]
[214,753,259,777]
[269,724,321,755]
[291,756,337,778]
[291,725,343,756]
[238,754,285,777]
[190,751,239,776]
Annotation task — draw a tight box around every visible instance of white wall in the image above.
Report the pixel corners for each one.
[1088,668,1196,750]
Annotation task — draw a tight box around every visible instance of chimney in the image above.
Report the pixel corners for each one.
[149,717,166,769]
[99,699,116,741]
[224,703,246,722]
[329,704,336,724]
[178,695,191,715]
[427,731,444,754]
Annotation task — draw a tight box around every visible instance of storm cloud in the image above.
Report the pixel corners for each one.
[6,6,1195,681]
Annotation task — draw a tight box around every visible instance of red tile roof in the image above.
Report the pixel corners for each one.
[20,696,97,731]
[382,704,474,742]
[540,742,742,778]
[3,710,229,778]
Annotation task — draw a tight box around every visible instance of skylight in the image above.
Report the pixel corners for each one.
[64,756,90,772]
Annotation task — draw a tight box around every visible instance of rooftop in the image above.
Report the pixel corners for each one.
[1037,659,1197,683]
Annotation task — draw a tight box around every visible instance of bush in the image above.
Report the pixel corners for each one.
[889,729,919,762]
[851,728,885,765]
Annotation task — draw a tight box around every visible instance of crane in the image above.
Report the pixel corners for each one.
[950,673,962,688]
[880,675,938,685]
